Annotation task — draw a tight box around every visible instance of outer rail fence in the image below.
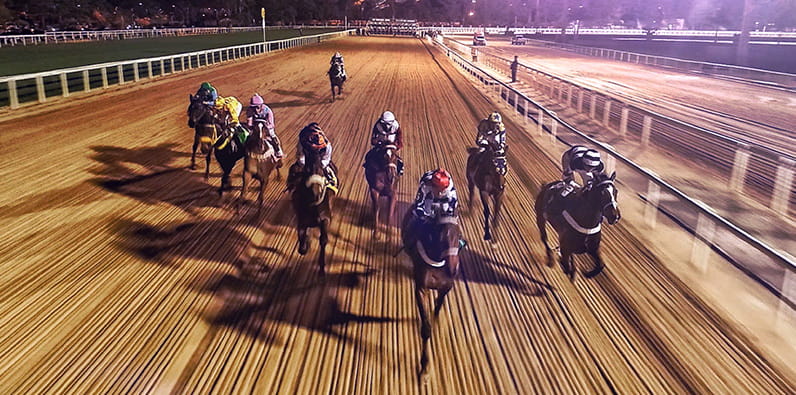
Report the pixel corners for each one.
[420,26,796,40]
[0,30,354,110]
[447,38,795,218]
[540,41,796,89]
[0,25,342,47]
[428,34,796,313]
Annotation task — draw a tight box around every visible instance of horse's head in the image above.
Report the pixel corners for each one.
[299,148,329,206]
[417,215,463,275]
[187,95,216,129]
[588,172,620,225]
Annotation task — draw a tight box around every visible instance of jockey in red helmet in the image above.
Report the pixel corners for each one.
[246,93,283,158]
[560,145,605,197]
[413,168,458,221]
[369,110,405,175]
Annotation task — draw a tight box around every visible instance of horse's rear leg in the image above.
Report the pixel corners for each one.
[415,286,431,380]
[204,149,212,180]
[480,190,492,241]
[492,191,504,231]
[560,247,576,281]
[535,192,555,266]
[239,164,249,205]
[585,248,605,278]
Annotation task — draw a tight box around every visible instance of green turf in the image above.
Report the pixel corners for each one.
[0,28,341,77]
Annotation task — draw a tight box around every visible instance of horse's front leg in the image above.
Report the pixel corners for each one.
[480,190,492,241]
[415,284,431,380]
[239,158,249,205]
[318,219,328,275]
[204,148,212,180]
[191,136,199,170]
[585,243,605,278]
[559,245,576,281]
[492,190,504,231]
[433,285,451,317]
[297,227,309,255]
[370,188,381,239]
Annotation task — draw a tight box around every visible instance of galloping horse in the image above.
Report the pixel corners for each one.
[328,62,345,101]
[289,149,337,275]
[364,143,400,239]
[401,211,464,379]
[240,120,282,208]
[534,172,621,280]
[187,95,218,179]
[213,123,247,196]
[466,143,506,242]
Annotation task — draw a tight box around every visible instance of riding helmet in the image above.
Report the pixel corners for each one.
[200,82,213,90]
[582,149,603,170]
[430,169,451,191]
[380,111,395,124]
[488,112,502,123]
[250,93,264,107]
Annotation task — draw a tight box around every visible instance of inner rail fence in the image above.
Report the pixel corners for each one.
[429,34,796,315]
[446,38,795,218]
[0,25,344,47]
[0,30,354,110]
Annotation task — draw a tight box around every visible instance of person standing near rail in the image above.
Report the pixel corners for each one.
[510,56,519,83]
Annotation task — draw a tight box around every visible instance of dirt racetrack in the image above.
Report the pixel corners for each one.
[0,36,794,393]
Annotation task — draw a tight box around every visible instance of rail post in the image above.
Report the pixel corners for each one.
[133,63,140,81]
[36,76,46,103]
[577,89,584,113]
[557,80,564,102]
[550,119,558,144]
[589,95,597,119]
[8,80,19,109]
[537,109,544,135]
[602,99,612,127]
[147,61,153,78]
[645,180,660,228]
[729,143,751,192]
[567,85,574,108]
[778,270,796,328]
[691,212,716,273]
[117,65,124,84]
[641,115,653,147]
[100,67,108,89]
[771,157,794,215]
[523,99,529,124]
[619,107,629,137]
[83,70,90,92]
[60,72,69,97]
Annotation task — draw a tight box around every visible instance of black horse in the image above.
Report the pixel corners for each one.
[401,211,464,380]
[213,124,247,196]
[187,95,218,179]
[328,62,345,101]
[466,143,506,242]
[534,172,621,281]
[289,149,337,275]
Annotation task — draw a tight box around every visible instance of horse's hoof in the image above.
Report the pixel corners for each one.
[483,233,491,241]
[585,267,603,278]
[298,243,308,255]
[189,164,196,170]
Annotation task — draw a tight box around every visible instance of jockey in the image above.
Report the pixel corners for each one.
[413,168,458,222]
[246,93,283,158]
[295,122,336,187]
[214,96,248,136]
[195,82,218,105]
[560,145,605,197]
[476,112,506,155]
[370,111,404,175]
[330,51,346,80]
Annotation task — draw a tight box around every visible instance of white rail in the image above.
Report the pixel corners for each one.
[428,34,796,312]
[0,30,354,109]
[419,26,796,40]
[0,25,341,47]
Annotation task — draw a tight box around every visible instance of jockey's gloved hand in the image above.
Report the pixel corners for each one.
[414,208,426,218]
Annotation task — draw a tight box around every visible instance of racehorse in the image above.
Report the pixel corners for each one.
[240,120,282,208]
[401,210,464,380]
[213,123,247,196]
[466,143,506,242]
[289,149,336,275]
[328,62,345,101]
[534,172,621,281]
[187,95,218,179]
[364,143,400,239]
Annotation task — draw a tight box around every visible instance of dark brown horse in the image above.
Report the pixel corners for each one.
[364,143,400,239]
[401,211,464,380]
[328,63,345,101]
[534,172,621,281]
[289,149,336,275]
[187,95,218,179]
[240,121,282,208]
[466,144,506,242]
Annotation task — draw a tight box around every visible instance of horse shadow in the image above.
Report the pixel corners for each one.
[461,248,552,296]
[267,99,310,109]
[195,262,398,349]
[271,89,318,100]
[113,215,278,268]
[89,144,233,213]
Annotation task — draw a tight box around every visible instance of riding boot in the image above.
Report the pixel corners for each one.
[271,136,284,158]
[397,158,405,175]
